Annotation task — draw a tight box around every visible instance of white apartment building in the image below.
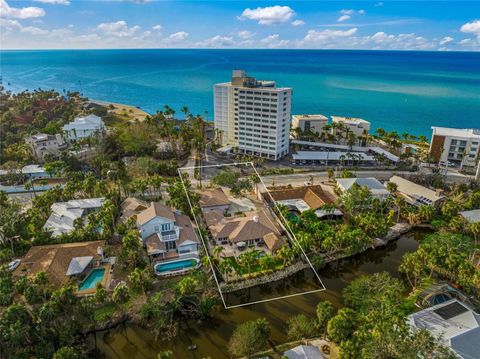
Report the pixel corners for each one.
[291,114,328,136]
[214,70,292,160]
[430,127,480,167]
[25,133,67,162]
[63,114,105,142]
[331,116,371,138]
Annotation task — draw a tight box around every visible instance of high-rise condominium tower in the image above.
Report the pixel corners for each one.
[214,70,292,161]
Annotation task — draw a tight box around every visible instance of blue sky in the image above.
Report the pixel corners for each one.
[1,0,479,50]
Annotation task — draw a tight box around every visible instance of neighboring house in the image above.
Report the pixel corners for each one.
[136,202,199,259]
[120,197,148,223]
[63,114,105,141]
[0,164,50,180]
[284,345,324,359]
[265,185,342,219]
[13,240,105,288]
[25,133,67,162]
[204,209,281,250]
[199,188,231,212]
[407,299,480,359]
[460,209,480,224]
[388,175,446,208]
[336,177,390,200]
[44,198,105,237]
[21,164,51,180]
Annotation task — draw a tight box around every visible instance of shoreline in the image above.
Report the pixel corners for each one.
[220,222,418,294]
[88,99,151,122]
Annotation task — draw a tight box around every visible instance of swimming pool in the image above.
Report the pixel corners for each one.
[79,268,106,291]
[154,258,198,275]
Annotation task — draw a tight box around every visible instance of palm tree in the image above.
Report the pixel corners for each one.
[180,106,190,119]
[277,246,294,267]
[239,249,258,277]
[219,260,233,282]
[212,245,224,260]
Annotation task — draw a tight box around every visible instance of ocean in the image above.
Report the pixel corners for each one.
[1,49,479,136]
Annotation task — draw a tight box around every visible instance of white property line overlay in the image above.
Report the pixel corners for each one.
[178,162,326,309]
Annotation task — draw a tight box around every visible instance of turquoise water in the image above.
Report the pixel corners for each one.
[78,268,105,291]
[1,49,479,136]
[155,259,197,273]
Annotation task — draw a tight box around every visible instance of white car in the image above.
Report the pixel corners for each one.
[439,161,455,167]
[7,259,21,272]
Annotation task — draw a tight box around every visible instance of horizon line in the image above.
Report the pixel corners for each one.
[1,47,479,53]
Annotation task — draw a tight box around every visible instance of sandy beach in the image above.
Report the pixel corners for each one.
[89,99,150,122]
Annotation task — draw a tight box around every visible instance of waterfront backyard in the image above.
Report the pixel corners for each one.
[95,229,427,358]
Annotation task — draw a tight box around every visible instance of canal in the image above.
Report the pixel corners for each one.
[96,229,427,359]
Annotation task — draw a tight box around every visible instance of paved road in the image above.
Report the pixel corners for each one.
[260,168,471,187]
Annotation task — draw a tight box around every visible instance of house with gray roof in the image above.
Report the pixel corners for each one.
[460,209,480,224]
[136,202,199,259]
[407,299,480,359]
[25,133,67,162]
[336,177,390,200]
[63,114,105,141]
[389,175,446,208]
[44,198,105,237]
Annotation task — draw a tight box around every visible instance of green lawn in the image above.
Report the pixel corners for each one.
[223,256,284,277]
[93,303,116,322]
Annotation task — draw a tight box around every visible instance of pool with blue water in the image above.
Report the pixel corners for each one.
[79,268,106,291]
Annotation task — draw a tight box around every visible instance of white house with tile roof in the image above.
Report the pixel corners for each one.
[136,202,199,259]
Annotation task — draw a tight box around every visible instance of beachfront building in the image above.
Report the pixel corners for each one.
[331,116,370,145]
[63,114,105,142]
[25,133,67,162]
[44,198,105,237]
[388,175,446,208]
[407,299,480,359]
[136,202,199,259]
[429,127,480,167]
[214,70,292,160]
[291,114,328,137]
[336,177,390,200]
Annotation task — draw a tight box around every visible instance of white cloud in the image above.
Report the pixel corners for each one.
[152,24,162,31]
[292,20,305,26]
[33,0,70,5]
[461,20,480,37]
[168,31,188,41]
[374,2,384,7]
[197,35,234,48]
[0,0,45,19]
[358,10,365,15]
[239,6,295,25]
[21,26,49,35]
[340,9,355,15]
[260,34,290,48]
[237,30,254,39]
[363,31,435,50]
[303,28,358,46]
[337,15,351,22]
[96,21,140,37]
[439,36,453,45]
[459,38,472,45]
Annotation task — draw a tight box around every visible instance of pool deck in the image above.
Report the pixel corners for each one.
[76,264,112,296]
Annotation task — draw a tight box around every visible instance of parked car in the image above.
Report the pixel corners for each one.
[7,259,21,272]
